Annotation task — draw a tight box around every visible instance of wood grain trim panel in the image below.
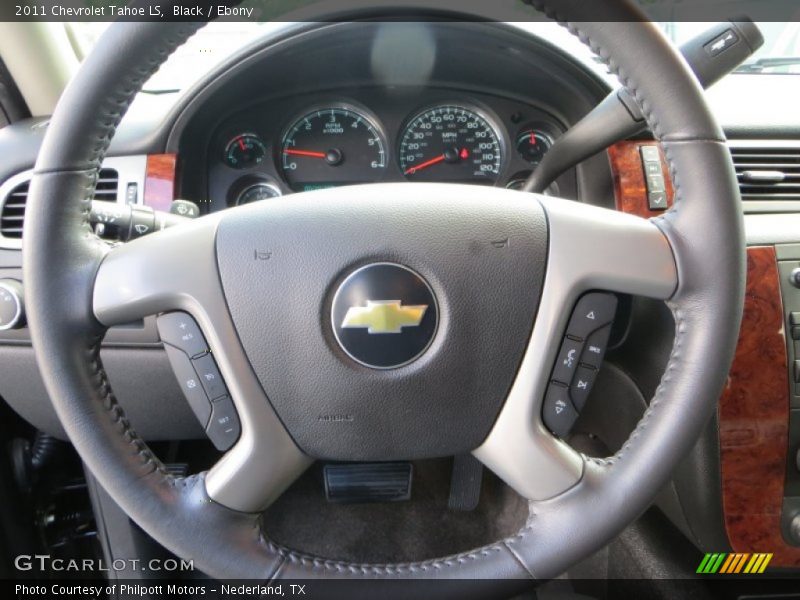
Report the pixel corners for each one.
[607,141,673,218]
[144,154,177,212]
[719,246,799,566]
[610,143,798,565]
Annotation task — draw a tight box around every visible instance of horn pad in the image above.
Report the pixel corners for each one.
[215,184,547,460]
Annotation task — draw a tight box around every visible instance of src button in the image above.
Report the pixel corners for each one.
[581,324,612,370]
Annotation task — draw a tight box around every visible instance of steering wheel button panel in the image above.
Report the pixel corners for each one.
[566,293,618,340]
[206,396,241,452]
[542,383,579,438]
[157,311,209,358]
[162,344,213,428]
[545,294,618,436]
[191,353,229,400]
[159,311,237,445]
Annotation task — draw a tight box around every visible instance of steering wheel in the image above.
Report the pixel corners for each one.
[23,0,744,590]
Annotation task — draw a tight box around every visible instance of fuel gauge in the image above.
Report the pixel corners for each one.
[515,130,552,165]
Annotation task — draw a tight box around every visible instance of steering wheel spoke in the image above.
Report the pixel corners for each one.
[475,196,678,501]
[93,215,311,512]
[93,216,223,326]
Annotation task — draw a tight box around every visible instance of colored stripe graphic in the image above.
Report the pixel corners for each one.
[719,554,735,573]
[697,553,713,573]
[744,554,760,573]
[698,552,772,574]
[733,553,749,573]
[757,553,773,573]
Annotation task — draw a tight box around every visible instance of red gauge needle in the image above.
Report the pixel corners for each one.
[405,154,445,175]
[405,147,470,175]
[284,149,327,159]
[238,138,247,151]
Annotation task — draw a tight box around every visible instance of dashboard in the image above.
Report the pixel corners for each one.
[207,89,569,209]
[166,21,614,215]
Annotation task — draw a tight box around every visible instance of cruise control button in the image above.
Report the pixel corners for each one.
[206,396,241,451]
[157,312,208,358]
[163,344,212,427]
[552,337,583,384]
[192,353,228,400]
[567,293,618,340]
[542,384,578,438]
[571,365,598,412]
[581,324,612,369]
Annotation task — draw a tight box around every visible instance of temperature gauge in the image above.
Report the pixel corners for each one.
[515,130,552,165]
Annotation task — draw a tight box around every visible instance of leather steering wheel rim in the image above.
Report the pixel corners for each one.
[22,0,745,590]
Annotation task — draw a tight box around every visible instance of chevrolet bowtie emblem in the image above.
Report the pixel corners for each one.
[341,300,428,334]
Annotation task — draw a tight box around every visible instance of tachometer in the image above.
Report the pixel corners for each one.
[399,105,503,183]
[280,107,387,192]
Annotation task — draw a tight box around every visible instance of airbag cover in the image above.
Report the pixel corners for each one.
[215,183,547,459]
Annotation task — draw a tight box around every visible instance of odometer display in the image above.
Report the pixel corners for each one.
[399,105,503,183]
[280,107,387,192]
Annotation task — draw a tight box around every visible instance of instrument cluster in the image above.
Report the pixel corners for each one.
[207,89,568,210]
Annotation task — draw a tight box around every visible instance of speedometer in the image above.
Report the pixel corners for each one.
[399,105,503,183]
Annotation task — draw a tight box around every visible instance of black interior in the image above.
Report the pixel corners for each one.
[0,12,795,597]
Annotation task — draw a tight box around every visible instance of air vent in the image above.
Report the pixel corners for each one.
[0,168,119,239]
[0,180,28,239]
[93,168,119,202]
[730,146,800,201]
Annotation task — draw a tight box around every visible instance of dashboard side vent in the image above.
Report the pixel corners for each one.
[0,168,119,239]
[0,180,29,239]
[730,146,800,201]
[93,168,120,202]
